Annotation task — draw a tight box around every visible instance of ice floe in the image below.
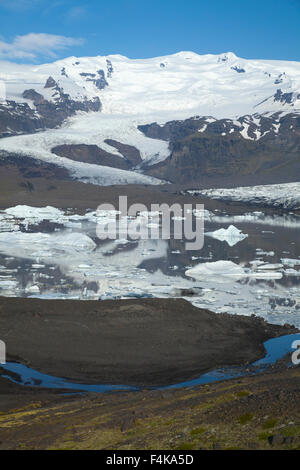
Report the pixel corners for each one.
[186,260,246,281]
[205,225,248,247]
[0,204,299,327]
[0,232,96,253]
[186,260,283,282]
[281,258,300,267]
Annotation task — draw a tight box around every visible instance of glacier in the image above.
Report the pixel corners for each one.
[0,51,299,186]
[190,182,300,210]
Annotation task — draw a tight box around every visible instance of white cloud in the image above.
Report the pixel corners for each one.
[0,33,84,60]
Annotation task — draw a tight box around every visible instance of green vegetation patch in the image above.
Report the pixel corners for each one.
[258,431,273,441]
[236,390,250,398]
[281,425,300,438]
[263,418,278,429]
[238,413,254,425]
[190,427,206,437]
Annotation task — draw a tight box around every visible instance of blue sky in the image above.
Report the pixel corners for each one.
[0,0,299,62]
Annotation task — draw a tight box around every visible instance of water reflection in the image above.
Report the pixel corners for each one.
[0,207,299,326]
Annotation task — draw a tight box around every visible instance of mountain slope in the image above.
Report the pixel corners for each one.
[142,113,300,186]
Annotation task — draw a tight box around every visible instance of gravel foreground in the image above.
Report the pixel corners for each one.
[0,297,296,388]
[0,296,299,450]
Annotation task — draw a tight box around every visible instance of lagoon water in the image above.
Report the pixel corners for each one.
[0,205,299,326]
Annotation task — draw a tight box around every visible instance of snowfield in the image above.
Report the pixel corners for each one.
[2,51,300,118]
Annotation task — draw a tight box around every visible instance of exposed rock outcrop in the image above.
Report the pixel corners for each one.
[22,77,102,129]
[0,101,43,138]
[0,74,102,139]
[143,113,300,186]
[51,144,131,170]
[0,153,70,180]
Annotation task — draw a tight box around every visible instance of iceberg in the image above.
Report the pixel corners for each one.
[186,260,283,282]
[186,260,247,282]
[206,225,248,247]
[0,232,96,252]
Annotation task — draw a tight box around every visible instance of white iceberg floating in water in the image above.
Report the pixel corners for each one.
[5,205,64,221]
[186,260,247,282]
[186,260,283,282]
[284,269,300,277]
[206,225,248,247]
[281,258,300,267]
[255,263,283,270]
[0,232,96,251]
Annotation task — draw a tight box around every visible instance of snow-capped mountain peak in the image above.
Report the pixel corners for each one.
[1,51,299,119]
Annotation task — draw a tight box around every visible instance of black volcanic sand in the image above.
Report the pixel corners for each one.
[0,297,296,391]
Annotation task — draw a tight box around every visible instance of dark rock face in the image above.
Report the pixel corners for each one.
[231,66,246,73]
[94,70,108,90]
[44,76,57,89]
[142,113,300,186]
[274,73,285,85]
[0,75,102,139]
[0,153,70,180]
[36,77,101,128]
[274,89,294,104]
[52,141,143,170]
[21,80,101,129]
[27,92,101,129]
[51,144,131,170]
[0,101,43,138]
[104,139,142,166]
[106,59,113,77]
[80,72,96,78]
[218,55,229,63]
[81,70,109,90]
[22,89,45,105]
[138,117,209,142]
[257,88,299,108]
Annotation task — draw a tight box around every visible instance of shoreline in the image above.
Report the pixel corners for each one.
[0,297,297,388]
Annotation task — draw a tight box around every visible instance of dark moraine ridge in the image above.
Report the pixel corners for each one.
[0,297,296,387]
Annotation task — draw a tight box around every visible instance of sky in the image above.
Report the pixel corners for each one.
[0,0,299,63]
